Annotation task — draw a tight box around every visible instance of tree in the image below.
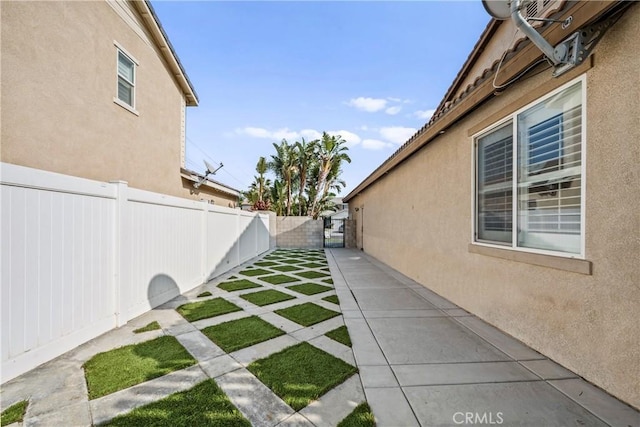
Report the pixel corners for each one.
[269,139,298,216]
[294,137,318,216]
[308,132,351,218]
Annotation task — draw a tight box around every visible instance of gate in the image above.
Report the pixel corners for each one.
[323,218,345,248]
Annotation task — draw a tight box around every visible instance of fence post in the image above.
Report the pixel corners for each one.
[201,200,208,283]
[110,180,128,327]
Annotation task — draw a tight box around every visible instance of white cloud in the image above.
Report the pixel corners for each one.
[328,130,361,147]
[379,126,417,145]
[414,109,436,120]
[346,97,388,112]
[272,128,300,140]
[359,125,369,131]
[239,127,272,138]
[362,139,393,150]
[300,129,322,140]
[236,127,300,141]
[385,106,402,115]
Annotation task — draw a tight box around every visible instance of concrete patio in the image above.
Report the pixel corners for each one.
[1,248,638,426]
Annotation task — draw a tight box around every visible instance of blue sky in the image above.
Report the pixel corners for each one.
[152,1,490,195]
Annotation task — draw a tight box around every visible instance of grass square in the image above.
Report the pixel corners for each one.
[239,289,296,306]
[197,291,212,298]
[240,268,272,277]
[133,321,161,334]
[296,271,330,280]
[255,261,278,267]
[337,402,375,427]
[323,278,334,285]
[299,262,325,269]
[322,295,340,305]
[325,325,352,347]
[103,379,250,426]
[260,274,300,285]
[275,302,340,327]
[287,283,333,296]
[83,336,196,400]
[201,316,285,353]
[1,401,27,425]
[177,298,241,322]
[278,258,305,264]
[247,342,357,411]
[218,279,262,292]
[271,265,302,272]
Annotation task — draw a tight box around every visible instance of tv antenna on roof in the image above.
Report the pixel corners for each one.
[482,0,614,77]
[194,159,223,189]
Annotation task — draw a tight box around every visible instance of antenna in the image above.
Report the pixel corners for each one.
[481,0,612,77]
[194,159,223,189]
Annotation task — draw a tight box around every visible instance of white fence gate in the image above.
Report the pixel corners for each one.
[1,163,269,382]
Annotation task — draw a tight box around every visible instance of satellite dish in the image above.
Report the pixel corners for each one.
[482,0,512,20]
[204,159,217,175]
[194,159,223,189]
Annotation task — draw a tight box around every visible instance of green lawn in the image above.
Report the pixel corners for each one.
[1,401,28,426]
[247,342,357,411]
[197,291,212,298]
[201,316,285,353]
[260,274,300,285]
[275,303,340,327]
[337,403,376,427]
[299,262,325,269]
[322,295,340,305]
[239,289,296,306]
[239,268,272,277]
[177,298,241,322]
[278,258,305,264]
[133,321,161,334]
[218,279,262,292]
[254,261,278,267]
[84,336,196,400]
[271,265,302,272]
[287,283,333,295]
[103,379,250,427]
[325,325,352,347]
[296,271,330,279]
[323,278,334,285]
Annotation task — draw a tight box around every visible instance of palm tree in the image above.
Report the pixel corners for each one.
[270,180,286,216]
[308,132,351,218]
[269,139,298,216]
[294,137,318,216]
[255,156,269,204]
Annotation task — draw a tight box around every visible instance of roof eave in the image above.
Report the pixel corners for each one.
[133,0,199,106]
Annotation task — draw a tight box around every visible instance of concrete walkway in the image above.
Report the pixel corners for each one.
[326,249,639,427]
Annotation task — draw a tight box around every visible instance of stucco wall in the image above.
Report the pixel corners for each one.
[1,1,191,200]
[276,217,323,249]
[348,6,639,409]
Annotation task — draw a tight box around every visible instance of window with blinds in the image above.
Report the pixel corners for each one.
[117,50,135,107]
[474,78,584,255]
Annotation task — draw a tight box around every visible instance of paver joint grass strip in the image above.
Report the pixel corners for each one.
[83,335,196,400]
[260,274,300,285]
[278,258,305,264]
[299,262,324,269]
[322,295,340,305]
[296,270,330,279]
[287,283,333,296]
[177,298,241,322]
[218,279,262,292]
[1,400,28,426]
[197,291,212,298]
[247,342,357,411]
[325,325,352,347]
[275,302,340,327]
[255,261,278,267]
[133,321,161,334]
[337,402,376,427]
[240,268,272,277]
[239,289,296,307]
[103,379,251,427]
[323,278,334,285]
[201,316,285,353]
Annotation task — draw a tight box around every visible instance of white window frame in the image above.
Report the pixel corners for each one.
[113,41,139,115]
[471,74,586,259]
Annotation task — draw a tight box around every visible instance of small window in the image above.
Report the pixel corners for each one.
[117,50,135,107]
[474,78,584,256]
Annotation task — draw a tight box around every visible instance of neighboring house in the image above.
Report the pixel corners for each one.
[1,0,235,204]
[180,168,241,208]
[344,1,639,410]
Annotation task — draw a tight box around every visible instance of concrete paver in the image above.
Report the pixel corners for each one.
[299,375,365,427]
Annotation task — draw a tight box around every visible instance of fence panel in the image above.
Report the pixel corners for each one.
[1,164,116,381]
[205,206,241,281]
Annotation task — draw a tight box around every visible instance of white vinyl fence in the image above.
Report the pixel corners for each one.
[1,163,269,382]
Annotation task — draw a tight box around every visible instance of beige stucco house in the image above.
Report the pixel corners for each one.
[344,1,639,410]
[1,0,238,206]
